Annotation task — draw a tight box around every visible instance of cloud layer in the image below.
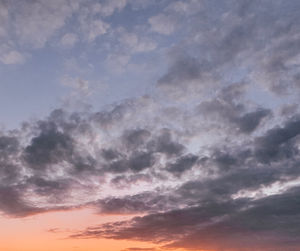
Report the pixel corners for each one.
[1,1,300,251]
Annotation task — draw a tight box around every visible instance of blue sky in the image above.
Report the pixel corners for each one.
[0,0,179,127]
[1,0,299,129]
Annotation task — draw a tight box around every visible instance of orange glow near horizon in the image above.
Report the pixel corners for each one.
[0,208,161,251]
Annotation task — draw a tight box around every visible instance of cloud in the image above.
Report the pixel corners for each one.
[13,0,77,48]
[1,1,300,251]
[105,150,155,173]
[0,186,43,217]
[62,102,300,251]
[254,116,300,163]
[157,56,206,88]
[106,52,131,72]
[152,0,300,98]
[0,50,25,64]
[23,123,74,170]
[0,88,296,217]
[84,19,109,42]
[70,199,248,241]
[0,0,121,55]
[149,14,176,35]
[128,0,155,11]
[120,31,157,53]
[149,129,185,156]
[94,191,167,214]
[0,1,9,38]
[0,135,21,185]
[167,187,300,251]
[233,109,271,133]
[199,99,271,134]
[121,129,151,150]
[60,33,78,47]
[99,0,127,17]
[196,83,271,134]
[61,75,91,96]
[166,0,202,15]
[0,95,298,250]
[71,187,300,250]
[166,154,198,176]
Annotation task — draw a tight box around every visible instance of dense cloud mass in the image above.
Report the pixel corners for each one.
[1,0,300,251]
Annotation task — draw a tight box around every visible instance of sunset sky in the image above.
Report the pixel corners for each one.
[1,0,300,251]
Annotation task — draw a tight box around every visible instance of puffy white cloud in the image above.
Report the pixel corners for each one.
[106,52,131,72]
[0,1,9,38]
[166,0,202,15]
[121,32,157,53]
[128,0,154,10]
[61,75,90,96]
[99,0,127,17]
[60,33,78,47]
[149,14,176,35]
[13,0,77,48]
[78,6,110,43]
[86,19,109,42]
[0,50,25,65]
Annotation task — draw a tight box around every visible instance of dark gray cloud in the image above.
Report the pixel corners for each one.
[0,183,76,217]
[128,151,155,172]
[72,186,300,250]
[106,151,155,173]
[0,97,189,216]
[110,173,153,189]
[157,56,210,88]
[92,100,136,128]
[122,129,151,150]
[254,116,300,163]
[0,186,42,217]
[233,109,271,133]
[167,186,300,251]
[23,125,74,169]
[102,148,123,161]
[0,108,299,220]
[25,176,74,201]
[148,129,185,156]
[166,154,198,175]
[67,109,300,250]
[197,84,271,134]
[0,135,21,184]
[70,199,248,241]
[94,191,171,214]
[0,135,19,154]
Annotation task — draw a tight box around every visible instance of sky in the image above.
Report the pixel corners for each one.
[1,0,300,251]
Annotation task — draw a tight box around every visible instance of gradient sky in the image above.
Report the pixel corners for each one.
[1,0,300,251]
